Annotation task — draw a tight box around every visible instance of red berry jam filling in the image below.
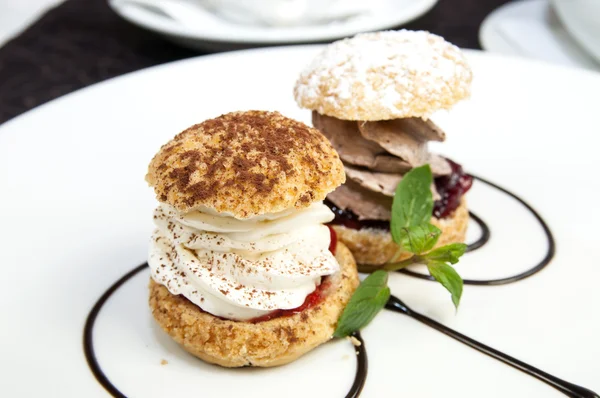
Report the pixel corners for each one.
[326,158,473,230]
[328,224,337,255]
[249,278,331,323]
[326,200,391,231]
[433,158,473,219]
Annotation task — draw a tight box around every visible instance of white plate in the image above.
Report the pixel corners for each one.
[1,46,599,397]
[108,0,437,51]
[550,0,600,64]
[479,0,600,71]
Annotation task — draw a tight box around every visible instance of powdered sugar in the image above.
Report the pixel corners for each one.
[294,30,472,120]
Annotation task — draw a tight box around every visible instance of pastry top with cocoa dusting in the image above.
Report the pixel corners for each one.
[146,110,345,218]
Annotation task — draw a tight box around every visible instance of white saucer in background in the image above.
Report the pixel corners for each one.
[479,0,600,71]
[0,0,65,47]
[108,0,438,51]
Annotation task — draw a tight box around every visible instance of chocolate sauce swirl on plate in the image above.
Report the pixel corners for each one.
[83,176,594,397]
[385,295,599,398]
[346,332,367,398]
[83,263,146,398]
[83,264,368,398]
[398,175,556,285]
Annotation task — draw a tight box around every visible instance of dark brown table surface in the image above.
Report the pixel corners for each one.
[0,0,511,125]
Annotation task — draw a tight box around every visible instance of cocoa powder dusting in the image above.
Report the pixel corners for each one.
[147,111,343,215]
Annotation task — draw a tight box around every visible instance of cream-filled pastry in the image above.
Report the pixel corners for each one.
[146,110,359,367]
[294,30,473,266]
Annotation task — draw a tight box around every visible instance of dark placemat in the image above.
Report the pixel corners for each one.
[0,0,510,125]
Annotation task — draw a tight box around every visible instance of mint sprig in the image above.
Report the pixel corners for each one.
[397,223,441,254]
[427,261,463,308]
[425,243,467,264]
[384,243,467,269]
[390,164,434,243]
[334,270,390,338]
[334,165,467,337]
[388,165,465,308]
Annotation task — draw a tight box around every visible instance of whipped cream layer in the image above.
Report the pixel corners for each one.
[148,202,339,321]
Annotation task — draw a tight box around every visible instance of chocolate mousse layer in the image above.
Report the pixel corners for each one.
[314,111,472,230]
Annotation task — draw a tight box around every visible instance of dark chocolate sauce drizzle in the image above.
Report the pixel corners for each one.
[83,263,147,398]
[83,263,367,398]
[345,331,368,398]
[385,295,599,398]
[399,175,556,285]
[464,210,491,252]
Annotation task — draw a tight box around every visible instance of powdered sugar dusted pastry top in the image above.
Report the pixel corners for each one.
[294,30,473,121]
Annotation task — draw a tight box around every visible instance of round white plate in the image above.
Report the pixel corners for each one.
[550,0,600,64]
[108,0,437,51]
[479,0,600,71]
[1,46,599,397]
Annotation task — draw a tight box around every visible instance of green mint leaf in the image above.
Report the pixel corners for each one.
[390,165,434,246]
[425,243,468,264]
[334,270,390,338]
[427,261,463,309]
[387,164,466,309]
[383,254,424,271]
[399,223,441,254]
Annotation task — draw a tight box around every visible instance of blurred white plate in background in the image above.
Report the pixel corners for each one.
[550,0,600,64]
[479,0,600,71]
[108,0,438,51]
[0,0,64,46]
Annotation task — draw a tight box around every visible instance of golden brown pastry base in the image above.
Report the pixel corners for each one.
[149,242,359,368]
[334,199,468,268]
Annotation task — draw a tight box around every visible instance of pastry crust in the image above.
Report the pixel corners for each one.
[146,111,345,219]
[333,199,468,268]
[149,242,359,367]
[294,30,472,121]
